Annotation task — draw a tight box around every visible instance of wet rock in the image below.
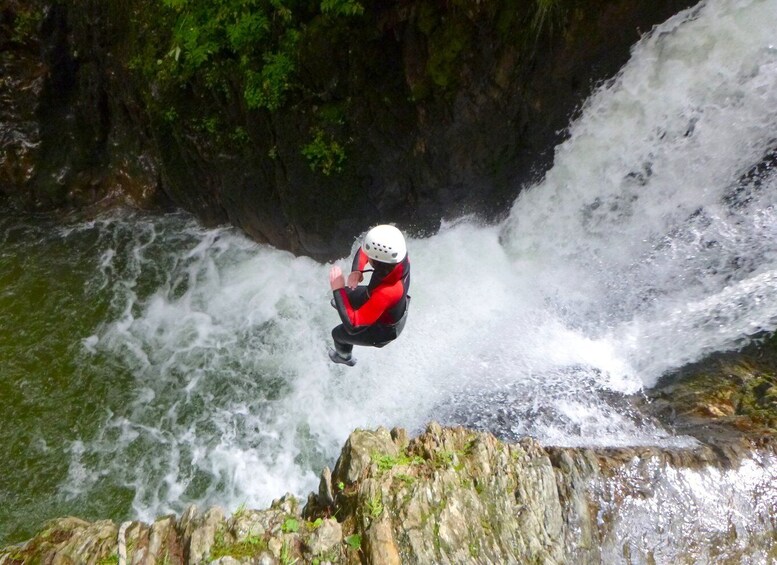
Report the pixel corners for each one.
[332,426,397,485]
[266,536,282,558]
[270,493,300,516]
[364,517,400,565]
[639,333,777,450]
[0,516,119,564]
[305,518,342,556]
[145,515,181,564]
[210,557,241,565]
[318,466,335,508]
[2,421,775,564]
[0,1,44,202]
[188,507,224,564]
[0,0,697,259]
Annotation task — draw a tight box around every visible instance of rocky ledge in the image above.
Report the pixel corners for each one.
[2,337,777,564]
[1,418,775,565]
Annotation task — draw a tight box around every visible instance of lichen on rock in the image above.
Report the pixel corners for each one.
[1,421,775,563]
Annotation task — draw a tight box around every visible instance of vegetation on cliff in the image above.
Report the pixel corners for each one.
[117,0,567,184]
[1,0,698,258]
[124,0,367,175]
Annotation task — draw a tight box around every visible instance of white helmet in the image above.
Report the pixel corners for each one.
[362,224,407,264]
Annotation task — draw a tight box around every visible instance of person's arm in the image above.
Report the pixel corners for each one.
[351,247,369,272]
[347,248,370,289]
[330,265,363,333]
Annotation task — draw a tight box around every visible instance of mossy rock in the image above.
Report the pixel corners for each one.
[646,333,777,439]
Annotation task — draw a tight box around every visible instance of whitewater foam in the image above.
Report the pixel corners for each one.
[50,0,777,529]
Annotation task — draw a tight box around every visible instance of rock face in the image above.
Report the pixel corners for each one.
[3,422,774,564]
[1,1,45,199]
[1,0,698,259]
[639,333,777,449]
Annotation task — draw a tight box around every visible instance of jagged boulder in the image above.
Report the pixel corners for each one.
[0,497,324,565]
[2,421,775,564]
[637,334,777,452]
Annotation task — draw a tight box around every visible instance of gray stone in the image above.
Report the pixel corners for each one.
[188,507,225,564]
[231,509,269,542]
[318,466,335,508]
[145,515,176,563]
[270,493,300,515]
[3,422,776,565]
[306,518,342,556]
[210,557,241,565]
[332,427,397,485]
[364,516,400,565]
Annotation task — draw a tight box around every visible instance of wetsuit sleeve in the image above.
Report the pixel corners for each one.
[351,248,369,273]
[333,284,401,333]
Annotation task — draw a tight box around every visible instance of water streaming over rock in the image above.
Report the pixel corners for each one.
[2,0,777,557]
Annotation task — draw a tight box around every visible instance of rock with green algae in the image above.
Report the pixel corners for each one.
[639,334,777,448]
[309,423,776,563]
[0,496,328,565]
[0,516,118,565]
[2,423,775,564]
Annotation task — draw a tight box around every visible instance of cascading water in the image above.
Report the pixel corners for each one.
[1,0,776,558]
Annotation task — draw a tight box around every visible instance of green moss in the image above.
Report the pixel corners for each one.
[409,80,432,102]
[244,50,296,111]
[282,517,300,534]
[4,521,83,565]
[434,451,455,469]
[480,516,493,535]
[321,0,364,17]
[708,364,776,427]
[372,452,424,473]
[463,436,479,454]
[116,0,373,178]
[317,102,347,126]
[496,0,524,40]
[415,1,438,36]
[10,5,43,43]
[426,19,473,90]
[365,493,384,519]
[210,527,267,561]
[659,341,777,433]
[301,129,347,176]
[345,533,361,550]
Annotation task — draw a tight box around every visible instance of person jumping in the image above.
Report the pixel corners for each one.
[328,225,411,366]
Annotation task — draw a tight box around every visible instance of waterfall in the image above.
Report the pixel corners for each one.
[1,0,776,557]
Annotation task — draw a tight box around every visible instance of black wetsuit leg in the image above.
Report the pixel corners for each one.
[330,284,405,356]
[331,324,398,356]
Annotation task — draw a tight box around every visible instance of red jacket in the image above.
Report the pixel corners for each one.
[333,248,411,333]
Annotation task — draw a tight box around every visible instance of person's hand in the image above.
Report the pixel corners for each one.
[329,265,345,290]
[346,270,363,289]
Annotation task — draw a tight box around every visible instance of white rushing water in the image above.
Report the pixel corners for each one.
[61,0,777,534]
[598,453,777,563]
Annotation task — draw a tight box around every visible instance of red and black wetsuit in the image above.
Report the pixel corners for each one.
[331,248,411,356]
